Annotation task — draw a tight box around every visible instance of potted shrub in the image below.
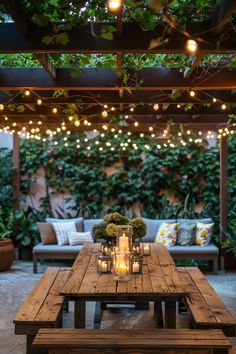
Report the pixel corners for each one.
[0,209,15,271]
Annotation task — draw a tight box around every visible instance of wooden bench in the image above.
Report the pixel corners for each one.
[179,267,236,336]
[14,267,70,354]
[33,328,231,354]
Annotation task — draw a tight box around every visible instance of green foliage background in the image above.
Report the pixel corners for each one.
[1,134,236,245]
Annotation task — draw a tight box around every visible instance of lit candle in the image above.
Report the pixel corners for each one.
[118,262,127,277]
[132,261,139,273]
[143,244,150,255]
[101,261,107,272]
[119,232,129,251]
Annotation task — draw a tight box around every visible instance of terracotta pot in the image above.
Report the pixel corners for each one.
[0,239,14,272]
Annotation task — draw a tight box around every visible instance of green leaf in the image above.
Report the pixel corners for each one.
[16,105,25,113]
[101,32,114,40]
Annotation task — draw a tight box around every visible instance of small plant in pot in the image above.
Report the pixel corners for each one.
[0,208,15,272]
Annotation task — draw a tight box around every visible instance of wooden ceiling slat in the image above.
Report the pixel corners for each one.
[0,68,236,90]
[0,22,236,54]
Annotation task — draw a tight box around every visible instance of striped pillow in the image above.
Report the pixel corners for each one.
[52,222,77,246]
[68,231,93,246]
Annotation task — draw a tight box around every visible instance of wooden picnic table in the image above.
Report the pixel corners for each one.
[60,243,188,329]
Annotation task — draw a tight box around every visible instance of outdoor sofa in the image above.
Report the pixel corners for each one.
[33,217,219,273]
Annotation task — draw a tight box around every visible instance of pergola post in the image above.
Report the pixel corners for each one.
[13,132,20,210]
[219,135,228,270]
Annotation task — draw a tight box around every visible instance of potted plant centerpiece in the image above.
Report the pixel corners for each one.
[92,212,147,246]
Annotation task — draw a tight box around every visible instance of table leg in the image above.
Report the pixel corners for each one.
[165,301,176,328]
[154,301,163,328]
[74,300,86,328]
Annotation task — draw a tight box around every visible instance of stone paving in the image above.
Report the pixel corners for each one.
[0,260,236,354]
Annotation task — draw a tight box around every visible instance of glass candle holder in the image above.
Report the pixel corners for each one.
[101,242,112,255]
[131,253,143,274]
[142,243,151,256]
[114,252,130,281]
[97,253,112,274]
[116,225,133,252]
[132,242,141,254]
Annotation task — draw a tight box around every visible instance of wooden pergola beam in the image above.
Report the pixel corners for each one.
[1,22,236,54]
[212,0,236,32]
[1,68,236,90]
[2,1,57,80]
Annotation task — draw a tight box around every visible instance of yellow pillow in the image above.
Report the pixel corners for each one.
[195,222,214,246]
[155,223,178,247]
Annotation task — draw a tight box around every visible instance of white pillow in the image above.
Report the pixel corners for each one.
[52,221,77,246]
[68,231,93,246]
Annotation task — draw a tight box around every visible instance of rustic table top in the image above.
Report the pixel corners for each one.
[60,243,187,300]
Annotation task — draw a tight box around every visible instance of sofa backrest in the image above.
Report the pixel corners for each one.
[84,219,103,232]
[140,218,177,242]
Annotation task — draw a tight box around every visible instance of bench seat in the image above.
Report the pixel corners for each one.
[179,267,236,336]
[33,328,231,354]
[14,267,70,354]
[33,244,83,273]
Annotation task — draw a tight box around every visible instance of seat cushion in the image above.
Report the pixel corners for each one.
[167,244,219,254]
[33,243,83,254]
[140,219,177,242]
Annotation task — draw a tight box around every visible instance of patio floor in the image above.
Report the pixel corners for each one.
[0,260,236,354]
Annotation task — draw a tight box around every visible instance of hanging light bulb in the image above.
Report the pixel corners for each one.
[221,104,227,110]
[189,90,195,97]
[111,106,115,111]
[25,89,30,96]
[104,104,108,109]
[74,120,80,127]
[108,0,122,12]
[177,104,181,108]
[134,121,139,127]
[52,107,58,114]
[186,39,198,55]
[153,103,159,111]
[212,97,217,103]
[101,110,108,118]
[0,104,4,111]
[37,98,42,105]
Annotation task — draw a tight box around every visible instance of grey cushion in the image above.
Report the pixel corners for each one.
[167,244,218,254]
[141,218,177,242]
[33,243,83,254]
[177,218,212,227]
[46,217,84,232]
[84,219,103,232]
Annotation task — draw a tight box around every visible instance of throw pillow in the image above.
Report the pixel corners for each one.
[37,222,57,245]
[46,217,84,232]
[177,224,196,246]
[155,223,178,247]
[52,222,77,246]
[68,231,93,246]
[195,222,214,246]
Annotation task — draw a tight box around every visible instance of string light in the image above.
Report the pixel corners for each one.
[101,110,108,118]
[108,0,122,12]
[25,90,30,96]
[0,104,4,111]
[186,39,198,54]
[149,126,153,132]
[221,104,227,110]
[130,107,134,112]
[153,103,159,111]
[74,120,80,127]
[189,90,195,97]
[52,107,58,114]
[104,104,108,109]
[111,106,115,111]
[37,98,42,105]
[125,115,129,119]
[177,104,181,108]
[212,98,217,103]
